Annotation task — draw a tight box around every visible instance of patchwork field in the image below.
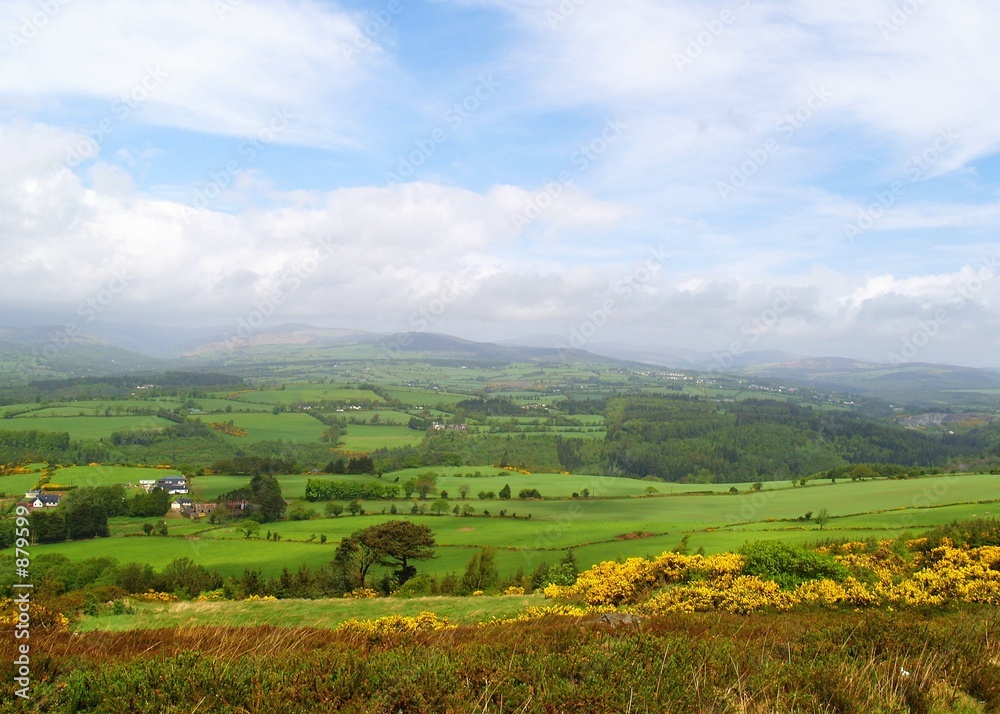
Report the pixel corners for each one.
[214,412,328,443]
[46,465,182,489]
[23,471,1000,583]
[223,386,385,406]
[0,415,176,440]
[336,424,425,450]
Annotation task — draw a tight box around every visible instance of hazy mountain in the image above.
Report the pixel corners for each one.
[0,325,112,347]
[176,324,378,357]
[739,357,1000,406]
[0,325,171,377]
[3,323,998,408]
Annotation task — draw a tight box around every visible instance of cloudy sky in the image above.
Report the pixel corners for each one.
[2,0,999,367]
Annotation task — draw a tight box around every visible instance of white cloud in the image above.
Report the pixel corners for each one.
[3,2,1000,367]
[1,0,386,147]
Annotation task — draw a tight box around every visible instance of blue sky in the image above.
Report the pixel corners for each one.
[2,0,999,367]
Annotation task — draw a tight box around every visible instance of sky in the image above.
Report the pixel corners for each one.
[2,0,999,368]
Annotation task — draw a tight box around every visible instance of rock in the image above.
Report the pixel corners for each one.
[587,612,641,627]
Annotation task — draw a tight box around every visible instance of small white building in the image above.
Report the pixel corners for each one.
[30,493,62,509]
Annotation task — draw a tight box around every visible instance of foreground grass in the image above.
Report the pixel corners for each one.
[74,594,543,633]
[3,608,998,712]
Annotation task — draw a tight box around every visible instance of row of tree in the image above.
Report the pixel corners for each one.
[304,479,399,502]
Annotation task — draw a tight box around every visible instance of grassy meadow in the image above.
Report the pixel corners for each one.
[23,471,1000,583]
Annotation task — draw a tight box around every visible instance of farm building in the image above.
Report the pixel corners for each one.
[29,493,62,509]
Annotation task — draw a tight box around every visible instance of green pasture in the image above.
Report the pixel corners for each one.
[384,467,795,498]
[215,412,328,443]
[337,424,424,451]
[339,409,417,425]
[0,472,44,495]
[380,387,469,408]
[15,473,1000,585]
[47,465,182,489]
[0,415,175,440]
[226,385,385,406]
[15,406,124,417]
[193,474,323,501]
[3,399,183,417]
[188,398,273,413]
[29,534,531,580]
[107,515,210,538]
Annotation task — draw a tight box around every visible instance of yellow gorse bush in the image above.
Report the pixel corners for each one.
[549,552,746,606]
[546,543,1000,614]
[135,590,178,602]
[0,599,70,629]
[337,611,451,636]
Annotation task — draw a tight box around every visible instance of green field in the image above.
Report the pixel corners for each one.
[380,387,469,407]
[0,415,176,439]
[337,424,425,450]
[340,409,417,425]
[225,385,385,406]
[0,472,43,495]
[191,469,770,504]
[26,473,1000,582]
[29,531,528,580]
[188,398,273,413]
[215,412,328,443]
[193,473,320,501]
[47,464,182,489]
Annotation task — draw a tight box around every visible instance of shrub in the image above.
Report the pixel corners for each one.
[739,541,850,589]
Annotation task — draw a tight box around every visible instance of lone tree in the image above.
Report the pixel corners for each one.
[815,508,831,530]
[430,498,449,515]
[415,472,438,500]
[239,518,261,539]
[460,546,498,594]
[332,520,436,588]
[359,520,436,584]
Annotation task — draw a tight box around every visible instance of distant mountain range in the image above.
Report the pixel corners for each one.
[2,322,999,407]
